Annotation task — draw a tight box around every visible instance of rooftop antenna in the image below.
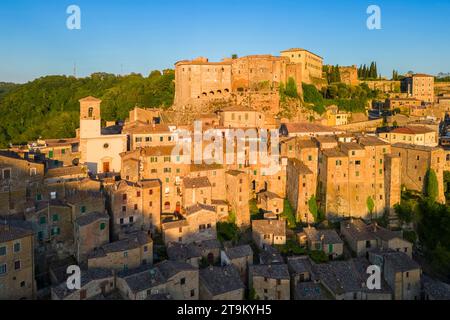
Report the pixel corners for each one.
[73,62,77,78]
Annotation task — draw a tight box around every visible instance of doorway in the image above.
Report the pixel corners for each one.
[103,161,110,173]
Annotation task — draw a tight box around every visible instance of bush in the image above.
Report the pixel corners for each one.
[275,239,306,256]
[282,200,297,229]
[309,250,329,263]
[403,230,417,244]
[217,222,239,243]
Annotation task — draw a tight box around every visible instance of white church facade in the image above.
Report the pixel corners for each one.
[78,96,127,174]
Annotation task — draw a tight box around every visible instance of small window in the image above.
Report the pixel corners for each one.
[80,206,86,214]
[0,264,6,275]
[0,246,6,256]
[39,216,46,225]
[180,278,186,285]
[13,242,21,253]
[14,260,21,270]
[100,223,106,230]
[52,214,59,222]
[51,227,60,236]
[2,169,11,179]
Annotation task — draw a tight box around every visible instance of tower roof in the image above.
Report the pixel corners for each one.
[79,96,102,103]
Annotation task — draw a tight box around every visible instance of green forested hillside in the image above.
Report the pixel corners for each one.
[0,71,175,147]
[0,82,19,101]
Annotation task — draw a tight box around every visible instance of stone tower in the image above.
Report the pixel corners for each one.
[79,96,102,139]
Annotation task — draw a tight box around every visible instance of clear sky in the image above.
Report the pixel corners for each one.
[1,0,449,83]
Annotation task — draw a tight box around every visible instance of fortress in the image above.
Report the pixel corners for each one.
[173,48,324,112]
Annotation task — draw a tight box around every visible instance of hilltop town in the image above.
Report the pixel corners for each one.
[1,47,450,301]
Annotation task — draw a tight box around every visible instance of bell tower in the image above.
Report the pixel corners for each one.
[79,96,101,138]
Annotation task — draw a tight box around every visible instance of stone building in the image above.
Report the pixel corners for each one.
[286,158,316,222]
[174,52,308,109]
[280,48,323,84]
[87,231,153,271]
[51,268,114,300]
[279,122,343,138]
[116,265,167,300]
[156,260,199,300]
[182,176,212,208]
[251,219,286,248]
[26,138,81,169]
[249,264,290,300]
[340,219,412,258]
[0,220,35,300]
[220,245,254,285]
[225,170,250,228]
[338,65,359,86]
[174,57,232,108]
[318,136,401,220]
[162,203,217,245]
[199,265,245,300]
[369,250,421,300]
[313,258,392,300]
[301,226,344,259]
[378,126,437,147]
[257,191,283,214]
[322,105,351,126]
[26,199,73,254]
[74,211,110,263]
[109,179,161,239]
[166,242,202,268]
[401,74,435,103]
[391,143,445,203]
[0,152,44,215]
[218,106,265,128]
[120,146,190,214]
[124,123,174,151]
[287,256,314,295]
[385,97,422,112]
[188,164,226,202]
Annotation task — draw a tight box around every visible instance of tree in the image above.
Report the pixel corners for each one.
[308,195,319,223]
[366,196,375,219]
[285,77,299,98]
[231,53,238,59]
[425,169,439,201]
[0,72,176,147]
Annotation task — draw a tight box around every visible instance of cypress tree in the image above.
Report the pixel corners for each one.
[426,169,439,202]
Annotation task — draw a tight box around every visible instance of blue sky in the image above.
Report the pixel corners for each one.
[1,0,449,83]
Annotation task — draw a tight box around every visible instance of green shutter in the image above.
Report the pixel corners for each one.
[328,244,333,253]
[39,216,46,225]
[100,223,106,230]
[48,150,54,158]
[52,214,59,222]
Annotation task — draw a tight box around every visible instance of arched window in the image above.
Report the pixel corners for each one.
[164,202,171,211]
[88,107,94,118]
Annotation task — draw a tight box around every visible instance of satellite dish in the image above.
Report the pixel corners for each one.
[72,158,80,166]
